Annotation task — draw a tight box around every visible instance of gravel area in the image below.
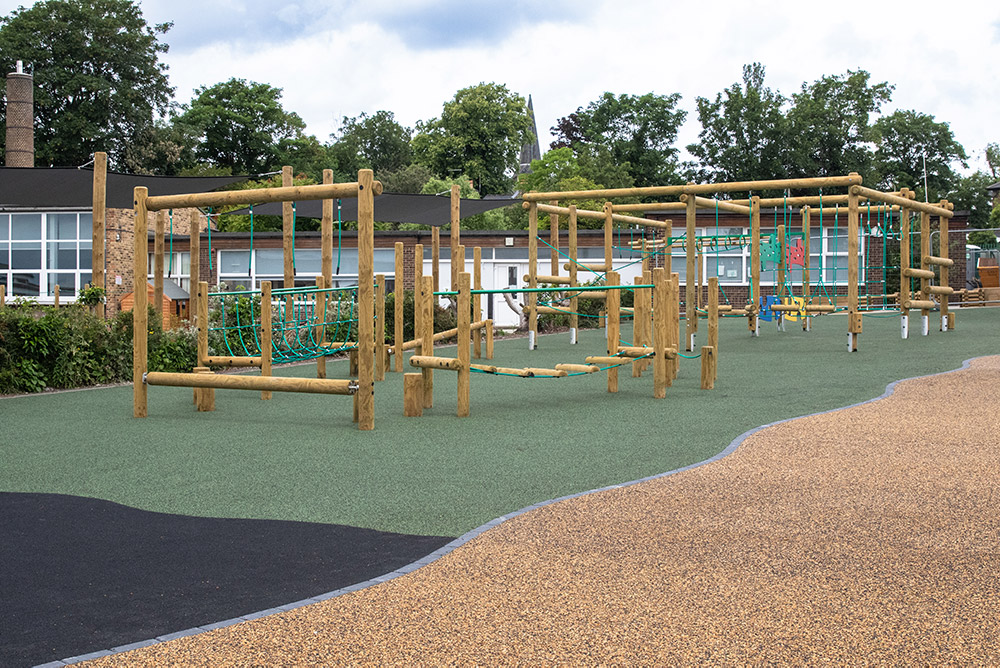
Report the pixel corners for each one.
[86,356,1000,665]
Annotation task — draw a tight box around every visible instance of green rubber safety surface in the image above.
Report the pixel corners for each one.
[2,308,997,537]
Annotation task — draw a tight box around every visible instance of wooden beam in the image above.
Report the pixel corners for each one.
[457,272,471,417]
[356,169,375,430]
[850,185,953,218]
[147,371,356,395]
[154,210,165,317]
[91,151,107,318]
[145,180,380,212]
[132,187,149,418]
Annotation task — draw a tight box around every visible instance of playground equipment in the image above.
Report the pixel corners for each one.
[522,174,957,352]
[401,265,716,419]
[134,169,380,430]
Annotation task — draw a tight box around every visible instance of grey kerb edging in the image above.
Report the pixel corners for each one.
[39,357,981,667]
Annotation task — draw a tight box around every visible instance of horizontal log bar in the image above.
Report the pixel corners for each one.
[523,175,863,202]
[903,267,935,279]
[524,367,568,377]
[145,372,357,395]
[563,262,610,272]
[530,202,669,228]
[530,274,574,285]
[681,195,752,214]
[769,304,803,312]
[616,346,654,358]
[926,285,954,295]
[903,300,936,310]
[201,356,262,367]
[922,255,954,267]
[409,355,463,371]
[803,304,837,313]
[493,366,534,377]
[535,305,572,314]
[850,186,953,218]
[585,356,633,365]
[470,363,498,373]
[554,363,600,373]
[146,181,382,212]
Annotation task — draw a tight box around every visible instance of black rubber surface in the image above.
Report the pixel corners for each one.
[0,492,452,667]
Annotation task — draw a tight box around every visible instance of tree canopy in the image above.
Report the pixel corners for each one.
[551,92,686,189]
[687,63,788,184]
[873,109,967,199]
[329,110,412,178]
[173,78,307,176]
[412,82,534,196]
[0,0,173,170]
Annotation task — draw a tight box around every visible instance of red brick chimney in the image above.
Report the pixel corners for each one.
[5,60,34,167]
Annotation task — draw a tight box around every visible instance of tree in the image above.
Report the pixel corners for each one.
[0,0,173,169]
[412,82,534,196]
[985,142,1000,180]
[379,163,435,194]
[173,78,307,175]
[946,171,1000,246]
[329,110,412,177]
[687,63,789,184]
[551,92,686,189]
[873,110,967,198]
[785,69,894,182]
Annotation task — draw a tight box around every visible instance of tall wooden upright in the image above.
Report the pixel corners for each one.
[457,272,471,417]
[394,241,405,372]
[939,211,951,331]
[431,226,440,301]
[749,196,761,335]
[450,184,461,291]
[847,185,861,351]
[282,166,294,291]
[91,151,107,318]
[356,169,376,430]
[527,201,538,349]
[802,207,811,331]
[132,187,149,417]
[318,169,334,379]
[652,267,668,398]
[190,214,200,326]
[568,205,579,344]
[606,271,620,393]
[685,192,697,349]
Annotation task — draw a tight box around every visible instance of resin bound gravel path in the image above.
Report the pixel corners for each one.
[86,357,1000,665]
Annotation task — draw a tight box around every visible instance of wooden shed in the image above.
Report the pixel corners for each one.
[120,280,190,328]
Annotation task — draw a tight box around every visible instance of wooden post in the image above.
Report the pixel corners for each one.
[550,204,560,275]
[939,211,950,331]
[750,195,761,335]
[486,319,494,359]
[375,273,386,381]
[802,207,811,332]
[695,243,703,311]
[320,168,334,377]
[670,273,680,379]
[473,246,482,358]
[316,275,327,379]
[395,241,404,372]
[420,275,434,408]
[190,214,200,327]
[652,267,668,398]
[0,284,5,307]
[193,366,216,411]
[700,346,715,390]
[848,184,861,350]
[132,187,149,418]
[708,276,719,381]
[900,195,911,338]
[457,272,471,417]
[281,166,294,319]
[528,201,538,349]
[91,151,108,318]
[450,184,461,292]
[776,223,785,330]
[414,242,423,365]
[261,281,272,400]
[919,210,931,335]
[606,271,620,394]
[53,284,60,307]
[569,205,579,344]
[685,191,697,350]
[403,373,423,416]
[197,281,209,366]
[431,226,440,303]
[356,169,375,430]
[154,210,165,317]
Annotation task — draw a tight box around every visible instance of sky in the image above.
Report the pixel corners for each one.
[3,0,999,175]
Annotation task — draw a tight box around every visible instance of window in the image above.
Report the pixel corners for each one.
[215,247,393,293]
[148,251,191,293]
[0,212,92,300]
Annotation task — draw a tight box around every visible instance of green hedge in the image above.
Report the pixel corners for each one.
[0,301,196,394]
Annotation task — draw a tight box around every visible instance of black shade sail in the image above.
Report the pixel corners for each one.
[0,167,247,209]
[226,193,518,226]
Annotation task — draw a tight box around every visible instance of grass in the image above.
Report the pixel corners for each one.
[1,308,997,537]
